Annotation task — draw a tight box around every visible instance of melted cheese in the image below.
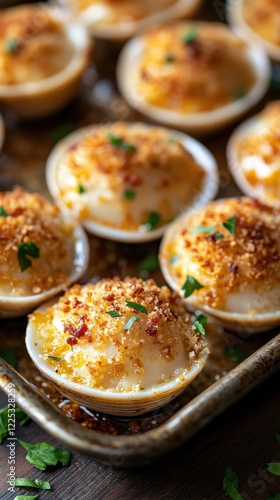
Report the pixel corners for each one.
[137,24,256,113]
[55,122,205,231]
[0,188,74,297]
[237,102,280,205]
[31,278,206,392]
[0,5,73,85]
[243,0,280,47]
[165,198,280,313]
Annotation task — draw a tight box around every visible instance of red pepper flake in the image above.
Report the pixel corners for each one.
[74,322,88,339]
[145,324,158,336]
[67,337,78,346]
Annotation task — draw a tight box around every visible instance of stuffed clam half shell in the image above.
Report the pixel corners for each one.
[26,277,209,416]
[46,122,218,243]
[0,188,89,318]
[160,197,280,333]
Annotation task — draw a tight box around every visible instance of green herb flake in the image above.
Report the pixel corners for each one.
[170,255,179,265]
[0,407,29,445]
[224,345,249,363]
[223,215,237,236]
[106,310,123,318]
[108,132,136,152]
[182,26,198,44]
[19,440,71,471]
[14,496,39,500]
[47,356,65,362]
[78,184,86,194]
[267,495,280,500]
[182,275,204,298]
[18,241,40,272]
[267,463,280,477]
[123,189,136,200]
[0,347,17,368]
[143,211,161,231]
[235,89,247,100]
[165,53,175,63]
[190,225,217,235]
[214,232,224,240]
[192,314,207,336]
[5,38,20,53]
[138,253,160,272]
[0,206,8,217]
[14,477,51,490]
[222,466,243,500]
[125,301,148,315]
[123,315,140,330]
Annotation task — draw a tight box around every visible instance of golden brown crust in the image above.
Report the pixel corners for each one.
[168,197,280,309]
[0,5,72,85]
[0,188,73,296]
[31,277,206,391]
[243,0,280,47]
[72,0,176,22]
[137,24,256,112]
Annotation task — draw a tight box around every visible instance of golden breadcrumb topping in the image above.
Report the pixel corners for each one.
[243,0,280,47]
[0,188,74,296]
[237,102,280,205]
[31,277,207,391]
[55,122,205,230]
[137,24,256,112]
[166,197,280,310]
[71,0,176,23]
[0,5,72,85]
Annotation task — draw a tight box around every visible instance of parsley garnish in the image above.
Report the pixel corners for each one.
[170,255,179,265]
[222,466,243,500]
[224,346,249,363]
[192,314,207,336]
[13,477,51,490]
[267,495,280,500]
[267,463,280,477]
[124,189,136,200]
[183,26,197,44]
[143,211,161,231]
[6,38,20,53]
[47,356,65,362]
[214,233,224,240]
[125,301,148,315]
[223,216,237,236]
[0,407,29,445]
[18,241,40,272]
[182,275,204,298]
[19,440,71,471]
[0,206,7,217]
[106,311,122,318]
[190,225,216,235]
[165,53,175,63]
[138,253,160,272]
[78,184,86,194]
[235,89,247,100]
[123,315,140,330]
[14,496,39,500]
[0,347,17,368]
[108,132,136,152]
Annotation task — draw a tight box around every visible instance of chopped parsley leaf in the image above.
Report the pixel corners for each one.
[0,407,29,444]
[190,225,217,235]
[143,211,161,231]
[182,275,204,298]
[13,477,51,490]
[18,241,40,272]
[223,215,237,236]
[47,356,65,362]
[0,206,8,217]
[182,26,198,44]
[192,314,207,336]
[124,188,136,200]
[108,132,136,152]
[6,38,20,53]
[19,440,71,471]
[123,315,140,330]
[78,184,86,194]
[125,301,148,315]
[165,53,175,63]
[14,496,39,500]
[106,310,122,318]
[222,466,243,500]
[267,463,280,477]
[138,253,160,272]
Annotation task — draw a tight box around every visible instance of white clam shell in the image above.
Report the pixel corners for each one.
[0,224,89,318]
[226,0,280,62]
[0,4,90,118]
[117,22,271,135]
[26,299,209,416]
[159,207,280,334]
[46,122,219,243]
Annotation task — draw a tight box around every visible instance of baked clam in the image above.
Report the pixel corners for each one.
[227,101,280,208]
[160,197,280,333]
[0,3,90,118]
[67,0,203,41]
[26,277,209,416]
[227,0,280,62]
[46,121,218,243]
[0,188,89,318]
[117,22,271,134]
